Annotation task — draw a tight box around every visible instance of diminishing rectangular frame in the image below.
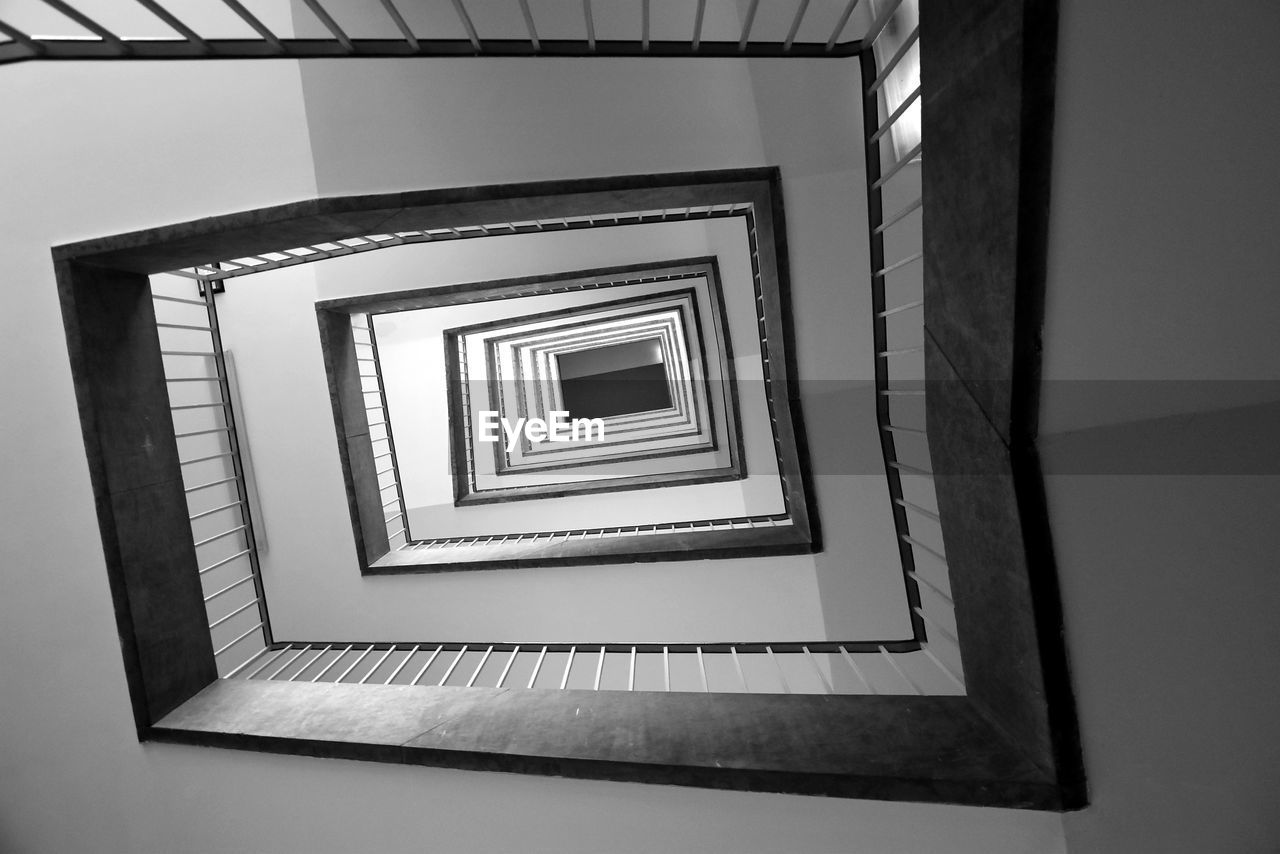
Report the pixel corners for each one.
[55,150,1083,807]
[467,286,713,474]
[443,265,738,499]
[312,185,818,573]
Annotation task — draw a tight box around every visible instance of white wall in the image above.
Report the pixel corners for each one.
[1043,1,1280,851]
[1039,1,1280,434]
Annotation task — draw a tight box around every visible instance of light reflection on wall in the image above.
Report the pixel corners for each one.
[871,0,921,161]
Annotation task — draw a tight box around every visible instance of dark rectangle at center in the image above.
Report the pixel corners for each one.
[559,363,672,420]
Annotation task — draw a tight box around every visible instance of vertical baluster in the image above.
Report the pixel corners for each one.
[559,646,577,690]
[410,645,444,685]
[359,646,398,684]
[224,647,271,679]
[839,646,876,693]
[922,645,966,691]
[311,644,354,682]
[335,646,375,683]
[495,646,520,688]
[593,647,606,691]
[527,646,548,689]
[289,645,331,682]
[465,645,493,687]
[266,647,309,680]
[384,644,420,684]
[766,645,791,694]
[803,646,834,694]
[731,648,749,692]
[245,647,289,679]
[879,645,923,695]
[437,645,468,686]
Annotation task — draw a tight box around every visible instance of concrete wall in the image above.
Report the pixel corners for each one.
[1043,1,1280,851]
[1039,1,1280,433]
[0,34,1062,854]
[10,0,1278,848]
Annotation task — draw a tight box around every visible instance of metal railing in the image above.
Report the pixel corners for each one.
[164,205,757,285]
[858,3,959,683]
[226,639,964,695]
[398,514,796,552]
[160,137,958,694]
[352,313,412,549]
[151,272,272,678]
[123,0,957,696]
[237,203,789,558]
[0,0,873,65]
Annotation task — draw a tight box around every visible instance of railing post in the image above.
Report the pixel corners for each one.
[202,270,273,649]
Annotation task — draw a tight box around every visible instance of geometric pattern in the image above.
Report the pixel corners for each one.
[442,267,744,504]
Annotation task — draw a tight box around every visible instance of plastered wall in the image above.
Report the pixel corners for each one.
[0,36,1064,854]
[1044,1,1280,851]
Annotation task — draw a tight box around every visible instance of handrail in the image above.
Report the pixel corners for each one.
[861,46,927,645]
[226,639,961,695]
[132,9,963,694]
[152,273,273,676]
[855,4,964,692]
[0,0,871,66]
[362,314,412,547]
[201,272,273,649]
